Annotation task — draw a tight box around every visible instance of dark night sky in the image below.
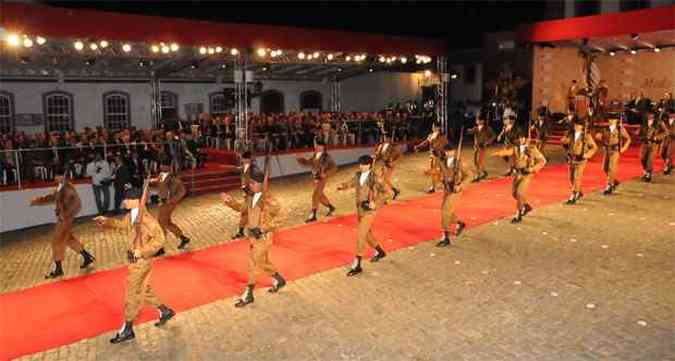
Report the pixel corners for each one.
[41,1,549,50]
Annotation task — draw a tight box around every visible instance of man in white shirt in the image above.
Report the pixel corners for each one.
[86,153,112,215]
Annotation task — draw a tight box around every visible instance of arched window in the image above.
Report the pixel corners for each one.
[103,91,131,130]
[209,91,231,116]
[160,91,178,119]
[260,90,284,114]
[300,90,323,111]
[43,91,74,132]
[0,91,15,134]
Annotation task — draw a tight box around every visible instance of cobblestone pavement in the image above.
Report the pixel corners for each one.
[3,147,675,361]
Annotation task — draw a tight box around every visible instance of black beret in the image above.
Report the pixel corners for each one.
[358,155,373,165]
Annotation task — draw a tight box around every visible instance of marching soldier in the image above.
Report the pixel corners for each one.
[413,122,448,193]
[594,117,631,195]
[494,131,546,223]
[151,156,190,250]
[30,169,95,279]
[220,168,287,307]
[530,114,549,157]
[94,183,176,344]
[373,132,402,200]
[337,155,388,276]
[471,116,496,182]
[560,117,598,205]
[639,112,667,182]
[436,143,472,246]
[296,139,338,223]
[659,112,674,175]
[231,151,255,238]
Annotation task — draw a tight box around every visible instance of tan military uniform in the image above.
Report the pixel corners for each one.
[511,145,546,211]
[31,182,85,262]
[439,156,471,233]
[373,142,402,198]
[496,126,518,167]
[339,169,388,257]
[416,131,448,190]
[640,124,667,172]
[472,125,496,176]
[297,152,338,210]
[596,126,631,186]
[660,118,674,167]
[560,131,598,192]
[100,209,165,321]
[153,172,187,240]
[224,193,285,285]
[238,163,253,229]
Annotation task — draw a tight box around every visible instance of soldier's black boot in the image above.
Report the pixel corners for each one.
[80,250,95,269]
[602,184,613,195]
[511,209,523,223]
[456,221,466,237]
[481,171,488,180]
[425,186,436,194]
[435,232,452,247]
[177,236,190,249]
[153,248,166,257]
[268,273,287,293]
[665,162,672,175]
[232,227,245,239]
[392,187,400,200]
[326,204,336,217]
[45,261,64,279]
[235,285,255,308]
[347,256,363,276]
[564,193,577,205]
[305,210,318,223]
[110,321,135,344]
[521,203,533,216]
[370,245,387,263]
[155,305,175,326]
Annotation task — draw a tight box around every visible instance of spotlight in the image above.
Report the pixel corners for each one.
[609,51,616,56]
[99,40,108,48]
[138,60,147,67]
[327,54,334,60]
[307,54,313,60]
[230,48,239,56]
[262,67,268,71]
[401,57,407,64]
[313,51,319,58]
[74,40,84,51]
[85,58,96,66]
[450,73,458,80]
[171,43,179,52]
[190,60,199,69]
[6,33,20,47]
[337,67,343,72]
[257,48,267,57]
[122,44,132,52]
[424,70,432,78]
[346,55,352,61]
[492,102,497,107]
[276,49,283,56]
[369,68,374,72]
[36,36,46,45]
[199,47,207,55]
[208,47,215,55]
[379,56,385,63]
[631,33,639,41]
[90,43,99,51]
[23,38,33,48]
[654,47,661,53]
[630,49,637,55]
[151,45,159,53]
[270,50,277,57]
[220,64,227,69]
[161,46,170,54]
[215,46,222,53]
[298,52,306,59]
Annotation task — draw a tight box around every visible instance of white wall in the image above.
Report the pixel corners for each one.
[0,80,331,133]
[341,72,422,112]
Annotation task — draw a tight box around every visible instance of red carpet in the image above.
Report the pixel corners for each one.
[0,147,664,360]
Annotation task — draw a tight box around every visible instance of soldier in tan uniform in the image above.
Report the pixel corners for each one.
[220,168,287,307]
[436,143,472,246]
[94,183,176,344]
[337,155,388,276]
[30,170,95,279]
[151,157,190,249]
[413,122,448,193]
[560,118,598,205]
[659,112,674,175]
[373,132,402,200]
[232,151,254,238]
[594,117,631,195]
[639,112,667,182]
[296,139,338,222]
[494,131,547,223]
[530,114,549,157]
[471,116,496,182]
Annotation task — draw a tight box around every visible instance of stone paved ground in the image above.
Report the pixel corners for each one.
[3,147,675,361]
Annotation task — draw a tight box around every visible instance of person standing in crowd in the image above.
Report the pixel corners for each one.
[30,168,95,278]
[659,112,674,175]
[337,155,388,276]
[413,122,448,193]
[373,131,402,200]
[639,112,667,182]
[86,153,112,215]
[436,143,471,246]
[296,139,338,222]
[94,183,176,343]
[220,168,287,308]
[151,156,190,249]
[494,131,546,223]
[471,116,496,182]
[560,117,598,205]
[594,117,631,195]
[112,156,131,214]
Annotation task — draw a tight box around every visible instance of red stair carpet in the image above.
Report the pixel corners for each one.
[0,147,664,360]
